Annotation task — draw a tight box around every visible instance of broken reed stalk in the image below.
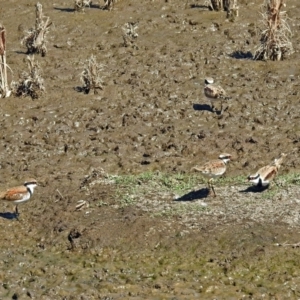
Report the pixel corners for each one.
[80,55,104,94]
[21,2,52,56]
[209,0,224,11]
[103,0,116,11]
[11,55,45,99]
[74,0,92,12]
[207,0,239,21]
[224,0,239,21]
[122,22,139,49]
[254,0,293,61]
[0,24,11,98]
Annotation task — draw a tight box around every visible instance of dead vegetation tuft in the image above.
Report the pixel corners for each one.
[122,22,139,49]
[0,24,11,98]
[204,0,239,20]
[11,56,45,99]
[21,2,52,57]
[80,55,104,94]
[102,0,117,11]
[254,0,293,61]
[74,0,92,12]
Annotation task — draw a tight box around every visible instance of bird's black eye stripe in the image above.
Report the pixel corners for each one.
[248,174,260,180]
[25,181,37,186]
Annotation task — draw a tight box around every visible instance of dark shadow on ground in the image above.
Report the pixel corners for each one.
[229,51,253,60]
[189,4,211,10]
[0,212,17,220]
[239,185,269,193]
[90,4,99,9]
[15,50,29,55]
[174,188,210,201]
[193,103,213,112]
[54,7,75,12]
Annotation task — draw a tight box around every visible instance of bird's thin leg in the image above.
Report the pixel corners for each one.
[219,100,224,115]
[15,205,20,220]
[211,101,215,113]
[208,178,217,197]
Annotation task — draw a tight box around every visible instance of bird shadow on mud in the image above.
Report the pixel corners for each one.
[53,7,75,12]
[193,103,213,112]
[229,51,253,60]
[54,3,99,12]
[189,4,210,10]
[239,185,269,193]
[174,188,210,201]
[0,212,17,220]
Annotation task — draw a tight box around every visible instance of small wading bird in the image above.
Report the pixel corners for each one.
[204,77,230,114]
[191,153,232,197]
[247,153,286,188]
[0,179,38,217]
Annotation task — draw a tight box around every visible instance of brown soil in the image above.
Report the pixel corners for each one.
[1,0,300,299]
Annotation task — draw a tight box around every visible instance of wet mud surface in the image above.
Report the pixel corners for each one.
[1,0,300,298]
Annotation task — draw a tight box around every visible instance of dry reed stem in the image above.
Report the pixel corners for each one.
[0,24,11,98]
[122,22,139,49]
[80,55,104,94]
[102,0,117,11]
[74,0,92,12]
[11,55,45,99]
[254,0,293,61]
[21,2,52,57]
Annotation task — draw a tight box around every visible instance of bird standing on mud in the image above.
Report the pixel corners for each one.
[204,77,230,114]
[0,179,38,218]
[247,153,286,188]
[191,153,232,197]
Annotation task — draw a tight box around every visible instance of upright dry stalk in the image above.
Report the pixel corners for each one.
[11,55,45,99]
[254,0,293,61]
[122,22,139,49]
[0,24,11,98]
[208,0,224,11]
[74,0,92,12]
[21,2,52,57]
[80,55,104,94]
[224,0,239,20]
[102,0,117,11]
[207,0,239,18]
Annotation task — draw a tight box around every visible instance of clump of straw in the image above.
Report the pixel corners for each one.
[21,2,52,57]
[80,55,104,94]
[254,0,293,61]
[11,56,45,99]
[122,22,139,49]
[102,0,117,11]
[74,0,92,12]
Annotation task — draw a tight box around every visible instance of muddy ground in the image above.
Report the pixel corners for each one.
[1,0,300,298]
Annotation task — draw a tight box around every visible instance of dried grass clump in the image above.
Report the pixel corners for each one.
[122,22,139,49]
[21,2,52,57]
[11,56,45,99]
[205,0,239,20]
[0,24,11,98]
[74,0,92,12]
[102,0,117,11]
[80,55,104,94]
[254,0,293,61]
